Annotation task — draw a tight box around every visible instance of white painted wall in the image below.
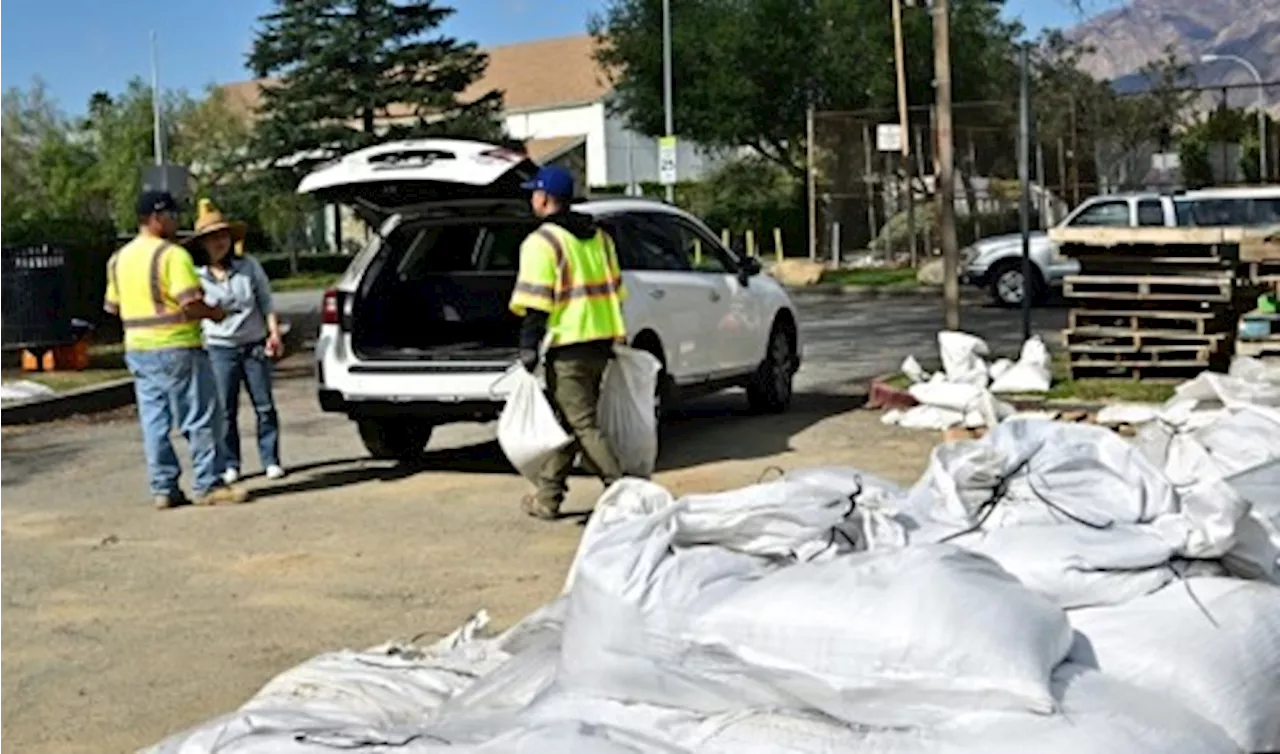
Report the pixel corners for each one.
[504,103,609,186]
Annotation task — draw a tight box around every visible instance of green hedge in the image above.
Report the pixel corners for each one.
[256,253,354,280]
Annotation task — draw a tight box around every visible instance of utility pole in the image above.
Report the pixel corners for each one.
[661,0,675,204]
[933,0,960,331]
[892,0,916,268]
[1017,43,1033,342]
[150,31,165,167]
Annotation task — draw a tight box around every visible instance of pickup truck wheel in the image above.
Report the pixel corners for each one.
[747,323,796,414]
[357,418,433,461]
[988,260,1044,308]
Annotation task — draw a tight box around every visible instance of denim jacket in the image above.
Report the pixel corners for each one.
[198,255,273,348]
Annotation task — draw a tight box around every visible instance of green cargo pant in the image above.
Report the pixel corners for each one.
[536,344,624,507]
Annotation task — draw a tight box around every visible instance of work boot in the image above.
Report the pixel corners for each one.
[153,491,191,510]
[194,485,250,506]
[520,495,560,521]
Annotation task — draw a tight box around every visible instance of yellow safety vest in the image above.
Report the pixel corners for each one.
[104,234,205,351]
[509,222,627,348]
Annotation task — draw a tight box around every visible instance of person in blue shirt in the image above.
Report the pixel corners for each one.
[189,200,286,483]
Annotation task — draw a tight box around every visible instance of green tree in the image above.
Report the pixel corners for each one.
[247,0,504,179]
[590,0,1022,179]
[173,86,256,196]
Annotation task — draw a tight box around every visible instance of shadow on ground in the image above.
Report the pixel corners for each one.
[248,387,868,501]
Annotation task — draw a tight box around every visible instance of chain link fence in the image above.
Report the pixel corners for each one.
[810,81,1280,265]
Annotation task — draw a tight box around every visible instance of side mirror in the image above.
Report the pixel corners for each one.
[738,255,762,284]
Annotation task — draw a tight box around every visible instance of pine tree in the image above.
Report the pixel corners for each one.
[247,0,504,177]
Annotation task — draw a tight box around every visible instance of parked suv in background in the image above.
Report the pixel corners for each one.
[303,139,802,461]
[963,186,1280,307]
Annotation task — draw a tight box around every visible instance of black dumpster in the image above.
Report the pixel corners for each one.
[1,244,73,351]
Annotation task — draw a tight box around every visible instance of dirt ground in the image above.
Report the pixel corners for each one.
[1,356,944,753]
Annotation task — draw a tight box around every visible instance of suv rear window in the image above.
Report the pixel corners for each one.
[391,221,536,278]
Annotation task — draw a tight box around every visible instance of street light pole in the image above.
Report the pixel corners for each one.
[662,0,675,203]
[1201,53,1268,181]
[150,31,164,167]
[933,0,961,331]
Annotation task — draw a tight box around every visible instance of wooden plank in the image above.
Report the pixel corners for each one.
[1049,226,1234,246]
[1065,328,1227,346]
[1067,309,1222,336]
[1069,362,1208,381]
[1064,274,1232,301]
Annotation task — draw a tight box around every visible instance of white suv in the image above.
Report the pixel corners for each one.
[302,139,802,460]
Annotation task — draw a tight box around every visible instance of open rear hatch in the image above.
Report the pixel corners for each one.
[298,139,540,363]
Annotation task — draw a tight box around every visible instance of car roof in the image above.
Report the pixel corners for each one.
[573,197,689,217]
[1179,186,1280,200]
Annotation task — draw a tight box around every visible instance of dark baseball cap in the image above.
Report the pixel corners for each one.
[520,166,575,200]
[136,191,179,217]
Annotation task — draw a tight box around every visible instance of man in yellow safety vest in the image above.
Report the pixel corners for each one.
[105,191,248,509]
[509,166,628,520]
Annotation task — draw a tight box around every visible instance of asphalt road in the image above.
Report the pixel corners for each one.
[272,287,1068,390]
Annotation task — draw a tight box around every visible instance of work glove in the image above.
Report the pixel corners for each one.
[519,348,540,373]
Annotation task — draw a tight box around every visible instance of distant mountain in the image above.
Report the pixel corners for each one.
[1067,0,1280,108]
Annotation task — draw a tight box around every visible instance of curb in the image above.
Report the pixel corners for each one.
[787,284,942,298]
[1,377,137,425]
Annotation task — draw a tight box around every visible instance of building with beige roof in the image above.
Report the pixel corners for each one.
[218,34,719,191]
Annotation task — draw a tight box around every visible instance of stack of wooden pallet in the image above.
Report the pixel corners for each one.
[1237,226,1280,358]
[1048,227,1263,380]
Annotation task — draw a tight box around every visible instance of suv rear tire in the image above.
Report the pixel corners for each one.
[747,322,796,414]
[357,418,433,461]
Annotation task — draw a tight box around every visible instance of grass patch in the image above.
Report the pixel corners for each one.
[820,267,919,287]
[875,351,1179,404]
[272,272,341,292]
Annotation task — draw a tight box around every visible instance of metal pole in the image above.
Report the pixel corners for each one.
[807,106,817,261]
[150,31,164,167]
[1017,43,1033,342]
[933,0,960,331]
[661,0,675,204]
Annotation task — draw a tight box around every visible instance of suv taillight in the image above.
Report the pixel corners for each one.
[322,289,341,326]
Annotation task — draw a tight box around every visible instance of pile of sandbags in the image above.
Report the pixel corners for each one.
[884,331,1051,431]
[147,361,1280,754]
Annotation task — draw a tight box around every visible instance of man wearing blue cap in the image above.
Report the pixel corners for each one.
[104,191,247,509]
[509,165,629,520]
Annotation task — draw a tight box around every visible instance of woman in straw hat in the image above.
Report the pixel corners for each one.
[190,199,286,483]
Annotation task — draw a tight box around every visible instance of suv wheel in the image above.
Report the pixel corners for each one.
[357,419,433,461]
[747,323,796,414]
[988,260,1044,308]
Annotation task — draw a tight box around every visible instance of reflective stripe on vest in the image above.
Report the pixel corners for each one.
[120,242,187,328]
[110,237,203,351]
[525,224,626,347]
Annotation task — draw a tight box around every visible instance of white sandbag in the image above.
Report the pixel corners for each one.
[938,330,991,387]
[599,345,663,478]
[988,336,1052,394]
[1094,403,1162,427]
[496,368,572,480]
[688,544,1074,727]
[901,354,929,383]
[673,479,854,557]
[905,420,1180,535]
[1069,577,1280,752]
[782,466,907,508]
[783,466,913,552]
[946,524,1176,608]
[692,665,1240,754]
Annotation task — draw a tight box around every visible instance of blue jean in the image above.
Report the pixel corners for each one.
[207,342,280,471]
[125,348,225,497]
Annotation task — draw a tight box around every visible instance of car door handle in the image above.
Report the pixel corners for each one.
[650,289,666,300]
[709,291,722,302]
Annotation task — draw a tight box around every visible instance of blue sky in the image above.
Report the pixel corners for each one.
[2,0,1124,114]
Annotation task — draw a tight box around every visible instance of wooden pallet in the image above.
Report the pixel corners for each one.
[1068,362,1210,381]
[1067,308,1229,335]
[1065,329,1226,350]
[1064,274,1233,302]
[1077,255,1235,274]
[1236,338,1280,358]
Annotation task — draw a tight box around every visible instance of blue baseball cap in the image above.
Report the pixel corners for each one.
[520,165,575,199]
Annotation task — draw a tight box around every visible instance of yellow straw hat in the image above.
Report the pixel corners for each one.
[189,198,247,245]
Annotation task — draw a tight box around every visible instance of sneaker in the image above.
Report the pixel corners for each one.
[153,491,191,510]
[265,464,286,480]
[194,485,250,506]
[222,468,240,485]
[520,495,560,521]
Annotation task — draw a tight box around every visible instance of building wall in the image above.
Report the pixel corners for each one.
[503,103,609,186]
[602,110,722,187]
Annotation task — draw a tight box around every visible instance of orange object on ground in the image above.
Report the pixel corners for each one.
[22,340,90,372]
